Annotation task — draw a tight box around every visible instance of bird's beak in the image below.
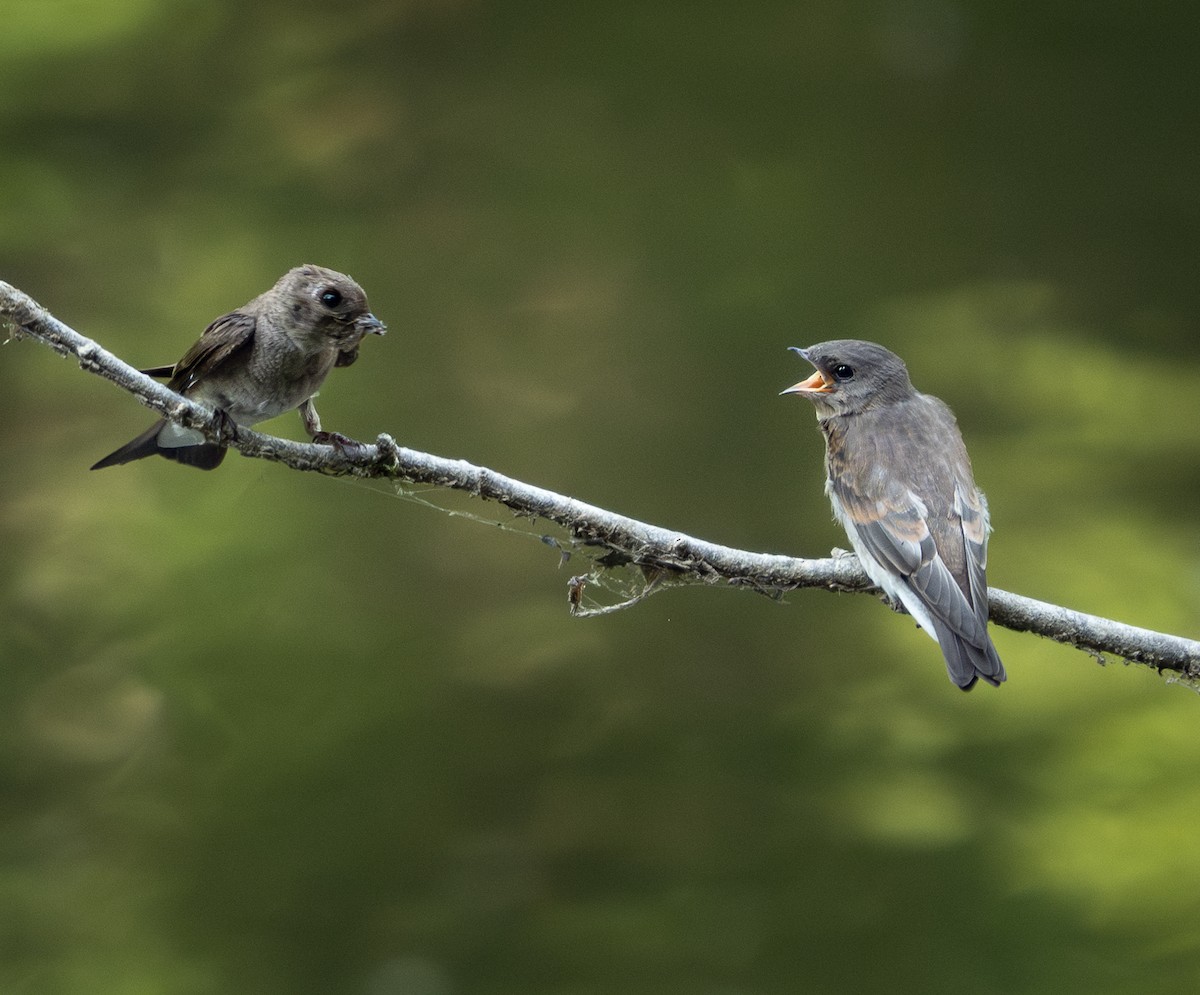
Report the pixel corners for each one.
[781,345,833,395]
[780,369,833,395]
[358,313,387,335]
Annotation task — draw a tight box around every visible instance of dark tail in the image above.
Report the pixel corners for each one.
[931,617,1006,691]
[91,421,226,470]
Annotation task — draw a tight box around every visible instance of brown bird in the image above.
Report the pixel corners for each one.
[782,340,1005,690]
[91,264,386,470]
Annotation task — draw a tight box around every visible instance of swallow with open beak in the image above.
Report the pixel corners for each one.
[782,339,1005,690]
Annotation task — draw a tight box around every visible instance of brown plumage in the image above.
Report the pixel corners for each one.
[91,264,386,470]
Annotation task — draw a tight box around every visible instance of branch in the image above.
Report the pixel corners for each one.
[5,279,1198,681]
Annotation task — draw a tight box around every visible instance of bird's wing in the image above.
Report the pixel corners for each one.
[954,480,991,626]
[166,311,257,394]
[831,476,991,649]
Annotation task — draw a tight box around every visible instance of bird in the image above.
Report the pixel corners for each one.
[781,339,1005,690]
[91,264,386,471]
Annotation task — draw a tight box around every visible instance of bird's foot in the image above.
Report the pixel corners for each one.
[877,594,912,620]
[312,431,368,459]
[211,408,239,445]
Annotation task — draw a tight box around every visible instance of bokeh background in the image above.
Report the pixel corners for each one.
[3,2,1200,993]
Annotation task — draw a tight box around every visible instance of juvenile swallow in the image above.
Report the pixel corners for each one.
[782,339,1005,690]
[91,264,386,470]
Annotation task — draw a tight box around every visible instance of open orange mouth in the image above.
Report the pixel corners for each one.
[781,370,834,394]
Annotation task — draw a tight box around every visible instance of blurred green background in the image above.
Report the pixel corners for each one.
[3,2,1200,993]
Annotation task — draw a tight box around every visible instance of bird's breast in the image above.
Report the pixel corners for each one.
[187,342,338,426]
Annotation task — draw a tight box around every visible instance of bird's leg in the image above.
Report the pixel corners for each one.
[211,408,239,445]
[299,397,323,437]
[300,398,366,458]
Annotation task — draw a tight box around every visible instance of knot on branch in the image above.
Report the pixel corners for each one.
[374,433,401,472]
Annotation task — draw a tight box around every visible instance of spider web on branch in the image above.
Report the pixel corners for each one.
[340,474,699,617]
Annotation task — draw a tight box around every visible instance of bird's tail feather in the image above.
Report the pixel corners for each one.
[90,420,227,471]
[931,617,1006,691]
[90,420,168,470]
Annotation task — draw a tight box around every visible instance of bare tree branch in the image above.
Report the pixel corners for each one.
[5,279,1199,681]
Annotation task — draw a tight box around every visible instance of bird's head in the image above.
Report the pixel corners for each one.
[781,339,914,417]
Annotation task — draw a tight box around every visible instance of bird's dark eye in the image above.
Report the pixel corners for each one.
[319,287,343,307]
[831,363,854,381]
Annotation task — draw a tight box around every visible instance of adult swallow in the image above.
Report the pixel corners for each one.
[91,264,387,470]
[782,339,1005,690]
